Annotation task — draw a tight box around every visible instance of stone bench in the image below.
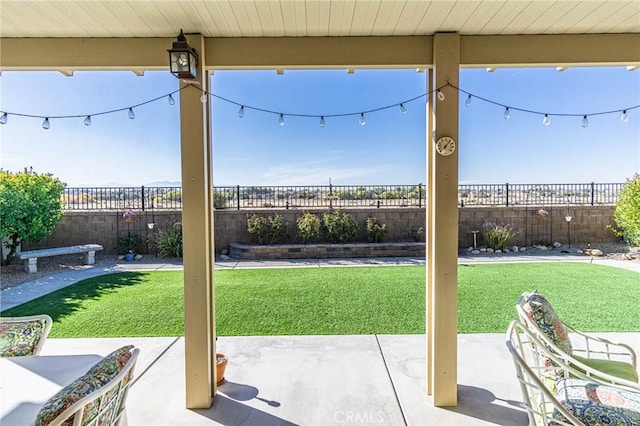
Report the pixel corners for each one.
[17,244,104,273]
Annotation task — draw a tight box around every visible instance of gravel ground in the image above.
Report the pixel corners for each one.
[1,243,638,292]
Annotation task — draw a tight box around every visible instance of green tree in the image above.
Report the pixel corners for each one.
[612,173,640,246]
[0,169,66,264]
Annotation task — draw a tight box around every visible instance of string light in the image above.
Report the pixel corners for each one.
[542,114,550,126]
[42,118,50,129]
[621,110,629,122]
[0,83,636,130]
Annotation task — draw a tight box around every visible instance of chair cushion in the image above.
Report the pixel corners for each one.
[573,355,640,384]
[521,292,573,355]
[553,378,640,425]
[0,319,47,357]
[35,345,134,426]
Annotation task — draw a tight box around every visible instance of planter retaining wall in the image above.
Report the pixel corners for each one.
[23,205,618,256]
[229,242,425,259]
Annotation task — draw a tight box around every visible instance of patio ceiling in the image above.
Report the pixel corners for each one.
[1,0,639,39]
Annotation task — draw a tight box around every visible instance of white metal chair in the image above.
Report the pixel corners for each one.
[0,314,53,356]
[35,346,139,426]
[516,291,639,391]
[506,320,640,426]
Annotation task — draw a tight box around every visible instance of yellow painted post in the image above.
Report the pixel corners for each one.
[429,33,460,407]
[426,68,434,396]
[179,34,216,409]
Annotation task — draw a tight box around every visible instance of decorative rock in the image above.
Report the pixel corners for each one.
[511,246,519,253]
[495,249,502,253]
[480,248,487,252]
[135,254,143,260]
[221,249,229,255]
[553,242,562,248]
[520,247,527,252]
[467,247,473,252]
[487,248,494,253]
[590,249,604,256]
[625,253,637,260]
[117,255,125,260]
[503,248,509,253]
[538,245,547,251]
[220,254,231,260]
[577,249,584,254]
[471,250,481,255]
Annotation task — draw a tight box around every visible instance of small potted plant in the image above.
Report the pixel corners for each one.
[216,352,228,386]
[118,234,138,261]
[123,209,136,223]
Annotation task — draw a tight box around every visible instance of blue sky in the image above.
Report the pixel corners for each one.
[0,66,638,187]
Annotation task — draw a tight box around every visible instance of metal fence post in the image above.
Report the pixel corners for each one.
[141,186,145,211]
[237,185,241,210]
[590,182,595,206]
[419,183,423,208]
[505,183,509,207]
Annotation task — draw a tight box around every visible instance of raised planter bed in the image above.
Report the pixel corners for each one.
[229,242,425,259]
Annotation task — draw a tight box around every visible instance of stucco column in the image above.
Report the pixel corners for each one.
[426,68,434,396]
[428,33,460,406]
[179,34,216,409]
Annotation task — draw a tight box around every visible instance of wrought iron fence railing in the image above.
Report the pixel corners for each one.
[62,182,623,211]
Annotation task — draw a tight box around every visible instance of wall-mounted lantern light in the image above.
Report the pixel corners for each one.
[168,29,198,79]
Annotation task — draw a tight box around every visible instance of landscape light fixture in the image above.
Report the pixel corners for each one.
[565,214,573,249]
[168,29,199,80]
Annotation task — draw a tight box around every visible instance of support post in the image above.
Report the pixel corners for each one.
[428,33,460,407]
[180,33,216,409]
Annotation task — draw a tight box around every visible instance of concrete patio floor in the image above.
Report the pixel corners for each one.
[39,332,640,426]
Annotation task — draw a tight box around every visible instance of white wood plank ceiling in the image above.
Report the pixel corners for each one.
[1,0,639,38]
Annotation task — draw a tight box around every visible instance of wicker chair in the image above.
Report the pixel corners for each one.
[35,345,139,426]
[506,320,640,425]
[516,291,638,391]
[0,314,53,356]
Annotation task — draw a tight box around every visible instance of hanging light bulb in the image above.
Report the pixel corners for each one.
[400,103,407,115]
[320,116,326,127]
[279,113,285,126]
[238,106,245,118]
[621,110,629,122]
[168,94,175,105]
[581,115,589,128]
[359,113,366,126]
[84,116,92,126]
[465,95,472,107]
[200,93,207,103]
[437,89,445,101]
[503,107,511,120]
[0,112,7,125]
[542,114,550,126]
[128,108,135,119]
[42,118,50,129]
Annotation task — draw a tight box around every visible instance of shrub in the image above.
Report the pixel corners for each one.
[408,226,424,242]
[153,222,183,257]
[0,168,66,264]
[117,234,139,254]
[612,173,640,246]
[247,214,287,244]
[213,190,227,209]
[297,212,321,243]
[481,222,518,250]
[366,217,387,243]
[322,210,359,243]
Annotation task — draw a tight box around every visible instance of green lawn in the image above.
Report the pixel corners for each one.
[2,263,638,337]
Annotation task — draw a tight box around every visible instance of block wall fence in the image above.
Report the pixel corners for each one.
[23,206,618,255]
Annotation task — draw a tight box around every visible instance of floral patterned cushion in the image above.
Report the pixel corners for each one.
[553,378,640,425]
[0,319,47,357]
[521,291,573,355]
[35,345,134,426]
